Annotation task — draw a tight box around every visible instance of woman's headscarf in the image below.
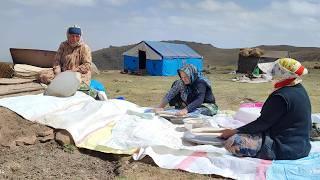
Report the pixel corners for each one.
[178,64,212,101]
[258,58,308,90]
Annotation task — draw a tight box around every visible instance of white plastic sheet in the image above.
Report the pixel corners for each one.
[1,93,320,179]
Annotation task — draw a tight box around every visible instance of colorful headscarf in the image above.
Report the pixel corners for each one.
[178,64,212,101]
[258,58,308,90]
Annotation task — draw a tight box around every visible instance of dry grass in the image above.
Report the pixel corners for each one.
[94,68,320,113]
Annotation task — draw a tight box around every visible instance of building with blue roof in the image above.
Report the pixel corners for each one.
[122,41,203,76]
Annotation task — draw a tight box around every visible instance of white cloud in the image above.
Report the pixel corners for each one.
[197,0,242,12]
[102,0,129,6]
[197,0,221,12]
[134,0,320,48]
[13,0,96,7]
[0,8,22,17]
[160,0,243,13]
[11,0,131,7]
[271,0,320,16]
[159,1,176,9]
[1,0,320,61]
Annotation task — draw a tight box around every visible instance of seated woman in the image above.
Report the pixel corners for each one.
[37,25,92,86]
[219,58,311,160]
[157,64,218,116]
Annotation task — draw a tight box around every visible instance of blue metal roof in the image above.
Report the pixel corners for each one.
[144,41,202,59]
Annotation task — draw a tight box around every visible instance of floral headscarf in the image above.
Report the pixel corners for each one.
[258,58,308,90]
[178,64,212,101]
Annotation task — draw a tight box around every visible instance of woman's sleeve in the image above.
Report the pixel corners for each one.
[163,80,183,104]
[53,43,63,74]
[237,95,288,134]
[186,82,206,112]
[77,45,92,74]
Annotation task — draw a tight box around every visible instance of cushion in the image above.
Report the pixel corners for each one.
[44,71,81,97]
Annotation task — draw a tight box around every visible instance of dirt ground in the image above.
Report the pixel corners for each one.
[1,66,319,179]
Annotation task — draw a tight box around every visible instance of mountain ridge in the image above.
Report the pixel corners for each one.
[92,41,320,70]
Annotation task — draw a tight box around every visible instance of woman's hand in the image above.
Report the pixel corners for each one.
[78,66,88,74]
[153,107,164,113]
[175,108,188,116]
[219,129,237,139]
[53,66,61,75]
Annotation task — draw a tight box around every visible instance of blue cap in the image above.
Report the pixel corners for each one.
[68,26,81,35]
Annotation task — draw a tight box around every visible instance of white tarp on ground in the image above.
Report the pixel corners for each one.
[312,114,320,123]
[0,92,320,180]
[232,74,272,84]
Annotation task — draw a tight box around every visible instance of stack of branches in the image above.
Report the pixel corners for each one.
[239,48,264,57]
[0,62,14,78]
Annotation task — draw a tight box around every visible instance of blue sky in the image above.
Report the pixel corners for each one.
[1,0,320,61]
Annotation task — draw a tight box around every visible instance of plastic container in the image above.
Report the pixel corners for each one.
[233,107,261,124]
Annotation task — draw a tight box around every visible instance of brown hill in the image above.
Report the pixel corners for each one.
[257,45,320,63]
[92,41,320,70]
[92,44,136,70]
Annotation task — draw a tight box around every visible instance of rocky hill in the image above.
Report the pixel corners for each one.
[92,41,320,70]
